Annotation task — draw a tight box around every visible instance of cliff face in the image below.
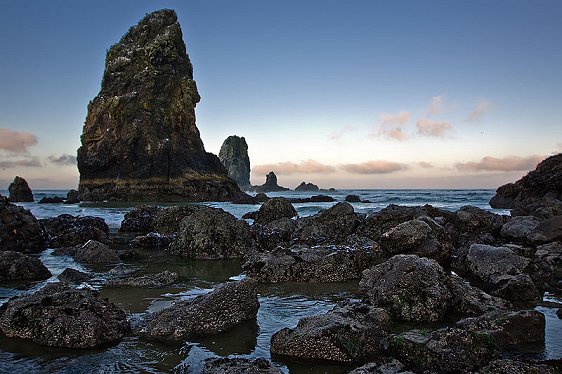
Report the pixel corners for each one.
[219,136,251,190]
[77,9,241,202]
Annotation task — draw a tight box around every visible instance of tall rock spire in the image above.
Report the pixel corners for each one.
[77,9,242,201]
[219,136,251,190]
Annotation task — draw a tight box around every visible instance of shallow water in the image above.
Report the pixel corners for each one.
[0,189,558,372]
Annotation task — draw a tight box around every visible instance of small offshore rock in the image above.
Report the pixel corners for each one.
[106,270,178,288]
[0,251,51,281]
[295,181,319,192]
[8,176,34,202]
[202,357,282,374]
[65,189,80,204]
[287,195,335,203]
[0,283,129,348]
[57,268,92,283]
[345,194,362,203]
[254,172,290,193]
[140,280,259,343]
[0,195,45,253]
[38,196,65,204]
[40,214,109,248]
[74,240,120,264]
[218,135,251,190]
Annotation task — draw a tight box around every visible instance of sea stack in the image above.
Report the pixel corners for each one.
[219,136,251,190]
[77,9,242,202]
[254,172,290,193]
[8,176,34,202]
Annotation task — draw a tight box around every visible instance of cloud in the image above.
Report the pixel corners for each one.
[418,161,434,168]
[253,159,337,175]
[380,111,410,125]
[455,155,545,172]
[466,100,493,122]
[0,157,42,168]
[47,154,77,166]
[427,95,444,115]
[0,128,38,154]
[340,160,408,174]
[328,126,354,141]
[416,119,452,138]
[375,127,409,141]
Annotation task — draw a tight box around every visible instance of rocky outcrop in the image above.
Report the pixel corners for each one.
[0,194,45,253]
[349,359,413,374]
[490,154,562,217]
[139,280,259,343]
[270,301,390,363]
[244,245,380,282]
[202,358,282,374]
[294,202,361,245]
[254,172,289,193]
[0,251,51,281]
[247,197,297,225]
[74,240,120,265]
[40,214,109,248]
[168,206,256,259]
[106,270,178,287]
[478,359,558,374]
[532,241,562,289]
[249,217,296,250]
[8,176,33,202]
[57,268,92,283]
[0,283,129,348]
[295,182,319,192]
[76,9,242,202]
[218,135,251,190]
[120,205,201,234]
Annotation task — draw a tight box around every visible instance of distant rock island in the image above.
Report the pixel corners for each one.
[254,172,289,193]
[77,9,242,202]
[8,176,34,202]
[295,181,319,192]
[219,136,251,190]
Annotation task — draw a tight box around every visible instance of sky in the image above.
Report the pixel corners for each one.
[0,0,561,190]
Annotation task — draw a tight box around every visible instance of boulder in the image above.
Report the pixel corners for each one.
[7,176,33,202]
[270,301,390,363]
[0,195,45,253]
[244,245,380,282]
[345,194,362,203]
[527,216,562,244]
[0,251,51,281]
[465,244,540,302]
[202,358,282,374]
[106,270,178,287]
[500,216,541,242]
[65,189,80,204]
[287,195,335,203]
[251,197,297,225]
[0,283,129,348]
[233,192,269,205]
[57,268,92,283]
[129,232,177,251]
[531,241,562,290]
[218,135,251,190]
[490,153,562,217]
[76,9,242,202]
[253,172,290,193]
[74,240,120,264]
[451,206,509,247]
[478,359,558,374]
[168,206,256,259]
[38,196,65,204]
[250,217,295,250]
[139,280,259,343]
[348,359,414,374]
[40,214,109,248]
[294,202,361,245]
[119,205,201,234]
[295,182,319,192]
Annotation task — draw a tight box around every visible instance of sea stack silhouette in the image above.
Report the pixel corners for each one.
[77,9,242,202]
[219,136,251,190]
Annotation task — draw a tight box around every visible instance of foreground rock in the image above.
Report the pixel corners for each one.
[270,301,390,363]
[57,268,92,283]
[106,270,178,287]
[139,281,259,343]
[0,251,51,281]
[119,205,201,234]
[295,182,319,192]
[490,153,562,217]
[40,214,109,248]
[168,207,256,259]
[478,359,558,374]
[246,197,297,225]
[77,9,242,202]
[74,240,120,265]
[0,194,45,253]
[219,135,251,190]
[244,246,379,282]
[8,176,33,202]
[349,359,414,374]
[532,241,562,289]
[0,283,129,348]
[294,202,361,245]
[254,172,289,193]
[203,358,282,374]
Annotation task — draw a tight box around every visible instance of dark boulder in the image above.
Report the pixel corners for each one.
[76,9,242,202]
[478,359,558,374]
[450,206,509,247]
[119,205,202,234]
[65,189,80,204]
[531,241,562,290]
[349,359,414,374]
[253,172,290,193]
[490,154,562,218]
[295,181,319,192]
[527,216,562,244]
[250,217,295,250]
[74,240,120,265]
[0,195,45,253]
[345,194,362,203]
[0,251,51,281]
[120,205,161,232]
[287,195,335,203]
[0,283,129,348]
[244,245,381,282]
[294,202,361,245]
[218,135,251,190]
[500,216,541,242]
[139,280,259,343]
[106,270,178,287]
[270,301,390,363]
[38,196,65,204]
[8,176,33,202]
[129,232,177,251]
[57,268,92,283]
[168,206,256,259]
[40,214,109,248]
[202,358,282,374]
[251,197,297,225]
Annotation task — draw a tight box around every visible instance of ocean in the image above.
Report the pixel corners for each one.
[0,189,559,373]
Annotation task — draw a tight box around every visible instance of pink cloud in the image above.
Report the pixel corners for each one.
[416,119,452,138]
[466,100,493,122]
[427,95,444,116]
[418,161,434,168]
[253,159,337,175]
[0,128,38,154]
[455,155,545,172]
[380,111,410,125]
[340,160,408,174]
